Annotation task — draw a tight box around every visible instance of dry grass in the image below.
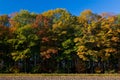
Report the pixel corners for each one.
[0,74,120,80]
[0,73,120,76]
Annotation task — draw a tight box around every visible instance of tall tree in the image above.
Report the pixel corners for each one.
[75,11,120,73]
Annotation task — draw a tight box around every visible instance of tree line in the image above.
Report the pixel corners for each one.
[0,8,120,73]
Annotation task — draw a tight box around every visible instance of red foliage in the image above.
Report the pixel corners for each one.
[32,14,50,28]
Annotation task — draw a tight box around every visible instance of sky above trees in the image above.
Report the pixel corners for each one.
[0,0,120,16]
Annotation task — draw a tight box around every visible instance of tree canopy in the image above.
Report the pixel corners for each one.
[0,9,120,73]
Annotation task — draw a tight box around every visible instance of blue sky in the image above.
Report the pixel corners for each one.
[0,0,120,16]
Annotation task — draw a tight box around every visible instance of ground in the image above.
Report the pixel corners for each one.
[0,74,120,80]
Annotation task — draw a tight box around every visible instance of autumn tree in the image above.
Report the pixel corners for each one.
[0,14,12,72]
[0,9,120,73]
[42,8,78,73]
[74,10,120,73]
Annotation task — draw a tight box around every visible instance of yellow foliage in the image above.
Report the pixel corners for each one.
[111,37,119,42]
[105,53,110,57]
[58,21,62,26]
[78,46,86,51]
[74,38,81,42]
[108,17,116,23]
[78,55,87,61]
[77,52,84,55]
[11,52,18,56]
[105,48,116,53]
[61,31,67,34]
[117,29,120,33]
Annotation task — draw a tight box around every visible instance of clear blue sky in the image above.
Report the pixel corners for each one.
[0,0,120,16]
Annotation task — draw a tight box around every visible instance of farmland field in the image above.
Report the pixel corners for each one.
[0,74,120,80]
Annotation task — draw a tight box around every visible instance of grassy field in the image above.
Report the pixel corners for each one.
[0,74,120,80]
[0,73,120,76]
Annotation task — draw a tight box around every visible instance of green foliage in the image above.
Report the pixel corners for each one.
[11,10,36,27]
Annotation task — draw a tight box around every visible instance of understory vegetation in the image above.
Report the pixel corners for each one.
[0,8,120,73]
